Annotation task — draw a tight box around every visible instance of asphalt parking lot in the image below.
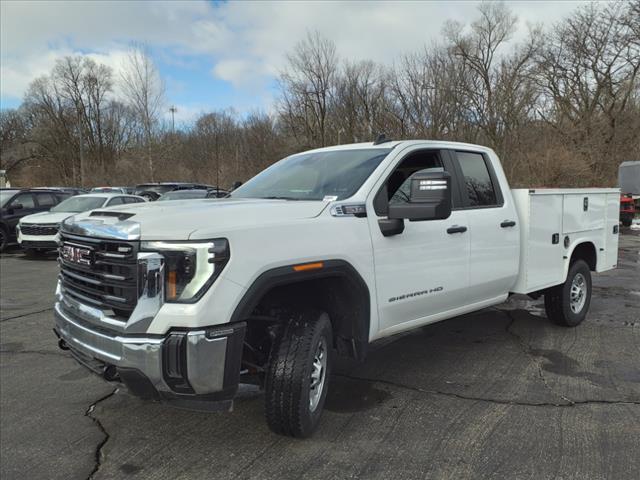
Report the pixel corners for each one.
[1,232,638,480]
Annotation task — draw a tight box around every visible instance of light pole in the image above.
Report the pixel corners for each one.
[169,106,177,132]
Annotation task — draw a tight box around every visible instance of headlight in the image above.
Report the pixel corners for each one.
[141,239,229,303]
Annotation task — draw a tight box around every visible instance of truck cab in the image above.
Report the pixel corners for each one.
[53,140,619,437]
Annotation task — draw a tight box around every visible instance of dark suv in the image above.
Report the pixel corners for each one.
[0,188,75,252]
[134,183,214,201]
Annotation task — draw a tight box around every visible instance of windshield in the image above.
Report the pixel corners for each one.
[50,196,106,213]
[158,190,208,201]
[91,187,123,193]
[0,190,19,207]
[231,148,392,201]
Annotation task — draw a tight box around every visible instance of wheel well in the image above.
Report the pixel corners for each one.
[234,262,370,365]
[570,242,596,271]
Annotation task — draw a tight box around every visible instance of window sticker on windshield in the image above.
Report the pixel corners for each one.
[323,195,338,202]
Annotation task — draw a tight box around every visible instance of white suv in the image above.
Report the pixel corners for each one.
[18,193,145,255]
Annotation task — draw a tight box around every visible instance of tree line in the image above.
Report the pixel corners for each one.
[1,1,639,190]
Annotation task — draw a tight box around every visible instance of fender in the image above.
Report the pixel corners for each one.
[230,259,371,360]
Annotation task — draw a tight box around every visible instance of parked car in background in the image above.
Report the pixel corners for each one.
[618,161,639,224]
[0,188,73,252]
[34,187,87,195]
[134,182,214,201]
[620,194,636,227]
[158,188,229,201]
[17,193,146,255]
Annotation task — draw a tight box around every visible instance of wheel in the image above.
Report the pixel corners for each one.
[264,309,333,438]
[24,248,46,258]
[544,259,592,327]
[621,218,632,227]
[0,226,7,253]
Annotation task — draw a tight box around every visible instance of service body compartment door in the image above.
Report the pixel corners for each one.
[511,190,565,293]
[563,194,605,233]
[528,194,565,290]
[605,193,620,270]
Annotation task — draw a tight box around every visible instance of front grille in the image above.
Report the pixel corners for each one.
[58,234,139,318]
[21,224,59,236]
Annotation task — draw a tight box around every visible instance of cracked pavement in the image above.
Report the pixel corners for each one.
[1,232,638,479]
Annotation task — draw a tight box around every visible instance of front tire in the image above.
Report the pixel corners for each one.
[265,309,333,438]
[544,259,592,327]
[0,226,7,253]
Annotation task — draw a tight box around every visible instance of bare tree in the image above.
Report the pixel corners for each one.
[278,31,338,147]
[444,2,541,165]
[332,60,393,143]
[535,1,640,178]
[121,44,165,180]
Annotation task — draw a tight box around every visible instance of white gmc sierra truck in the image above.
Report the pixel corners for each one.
[53,140,620,437]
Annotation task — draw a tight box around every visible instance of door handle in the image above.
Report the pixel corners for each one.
[447,225,467,234]
[500,220,516,228]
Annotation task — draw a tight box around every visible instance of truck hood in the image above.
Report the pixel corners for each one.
[20,211,73,225]
[61,198,330,240]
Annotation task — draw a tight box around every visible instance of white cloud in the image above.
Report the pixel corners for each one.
[1,0,589,104]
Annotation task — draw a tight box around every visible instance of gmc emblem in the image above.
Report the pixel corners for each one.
[61,244,92,266]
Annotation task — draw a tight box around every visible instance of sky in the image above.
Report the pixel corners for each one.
[1,0,588,124]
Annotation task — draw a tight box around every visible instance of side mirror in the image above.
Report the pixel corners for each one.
[378,218,405,237]
[388,171,452,222]
[11,203,24,211]
[231,181,243,191]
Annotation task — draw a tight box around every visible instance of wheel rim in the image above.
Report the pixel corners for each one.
[570,273,587,314]
[309,337,327,412]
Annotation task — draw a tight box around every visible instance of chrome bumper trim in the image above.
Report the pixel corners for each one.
[54,302,233,395]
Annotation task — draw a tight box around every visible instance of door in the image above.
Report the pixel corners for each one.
[5,192,38,231]
[368,148,470,334]
[452,150,519,303]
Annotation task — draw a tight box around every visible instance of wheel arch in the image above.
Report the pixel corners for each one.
[569,241,597,271]
[562,240,597,284]
[230,259,371,361]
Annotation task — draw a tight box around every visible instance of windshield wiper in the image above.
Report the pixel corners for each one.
[260,196,303,201]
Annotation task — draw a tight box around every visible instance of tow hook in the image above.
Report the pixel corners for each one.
[103,365,119,381]
[58,339,69,351]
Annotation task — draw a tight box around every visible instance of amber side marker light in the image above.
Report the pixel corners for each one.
[167,270,178,299]
[293,262,324,272]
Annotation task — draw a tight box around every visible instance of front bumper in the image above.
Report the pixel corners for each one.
[17,231,58,250]
[54,301,246,409]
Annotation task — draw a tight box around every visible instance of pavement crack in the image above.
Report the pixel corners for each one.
[502,310,575,406]
[0,307,53,322]
[85,388,117,480]
[334,373,640,409]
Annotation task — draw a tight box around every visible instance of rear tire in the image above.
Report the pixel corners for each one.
[544,259,592,327]
[264,309,332,438]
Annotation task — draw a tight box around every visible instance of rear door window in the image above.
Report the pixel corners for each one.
[456,152,499,207]
[106,197,125,206]
[35,192,57,207]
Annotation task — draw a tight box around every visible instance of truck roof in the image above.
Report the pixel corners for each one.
[300,140,495,154]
